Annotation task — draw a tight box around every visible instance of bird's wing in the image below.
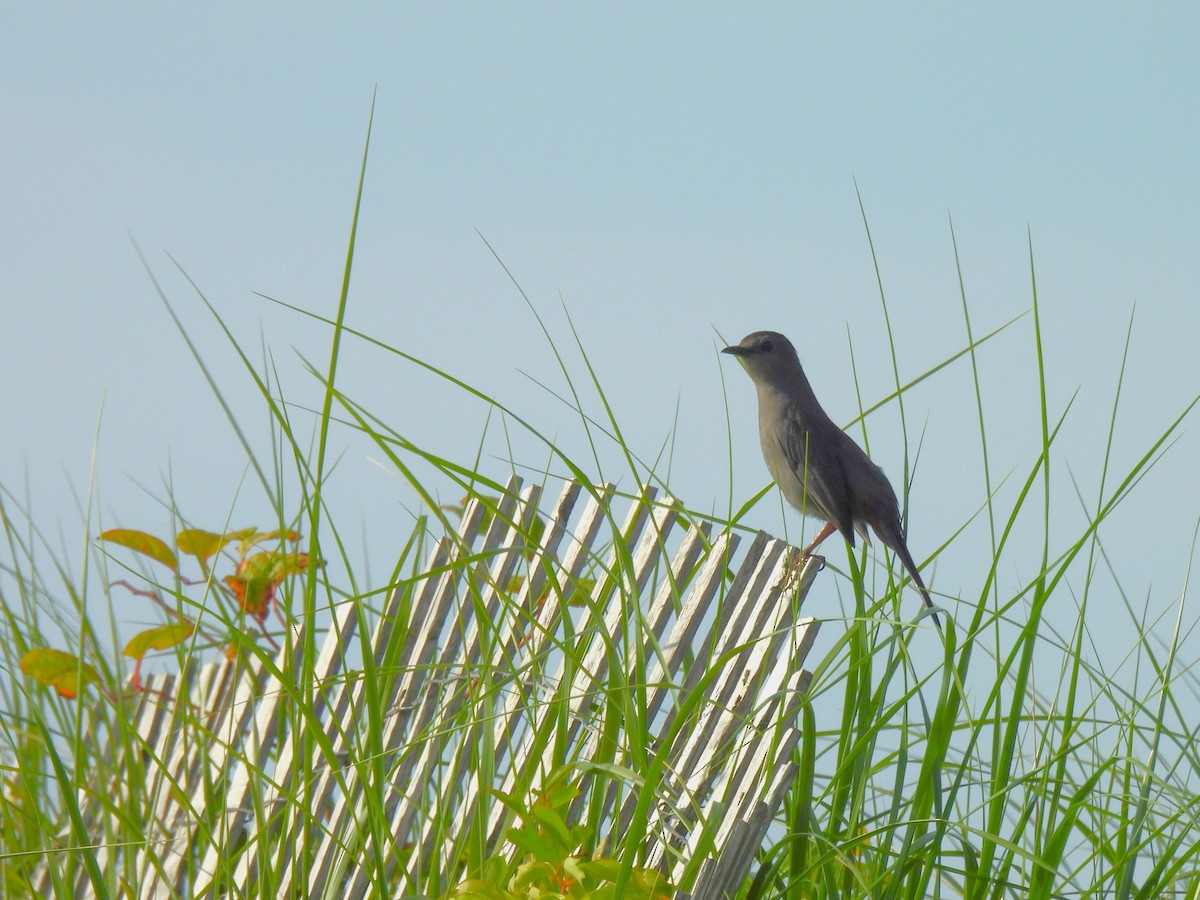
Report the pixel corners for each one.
[775,405,857,541]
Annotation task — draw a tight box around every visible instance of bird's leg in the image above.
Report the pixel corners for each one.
[802,521,838,558]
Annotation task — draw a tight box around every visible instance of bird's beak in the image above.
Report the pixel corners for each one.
[722,345,749,357]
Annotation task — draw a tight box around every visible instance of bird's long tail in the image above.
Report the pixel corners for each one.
[870,516,942,633]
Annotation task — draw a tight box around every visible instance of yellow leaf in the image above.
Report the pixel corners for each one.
[176,529,236,562]
[100,529,178,571]
[234,529,300,557]
[123,622,196,659]
[19,649,102,699]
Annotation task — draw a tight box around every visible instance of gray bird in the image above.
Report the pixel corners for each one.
[722,330,940,627]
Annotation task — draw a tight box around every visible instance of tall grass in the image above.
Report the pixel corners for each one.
[2,118,1199,898]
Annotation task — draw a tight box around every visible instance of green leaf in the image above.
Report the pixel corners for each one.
[531,805,575,853]
[474,496,501,531]
[447,878,511,900]
[573,761,644,790]
[562,857,587,884]
[580,859,621,883]
[509,860,555,890]
[487,786,525,815]
[541,766,582,809]
[564,576,596,607]
[631,868,671,898]
[522,512,546,558]
[507,824,556,860]
[100,529,178,571]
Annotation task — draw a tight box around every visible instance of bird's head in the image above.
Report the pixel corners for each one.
[721,331,803,386]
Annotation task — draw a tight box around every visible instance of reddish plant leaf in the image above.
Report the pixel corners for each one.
[222,573,269,622]
[223,551,317,624]
[19,649,102,699]
[100,529,178,571]
[123,621,196,660]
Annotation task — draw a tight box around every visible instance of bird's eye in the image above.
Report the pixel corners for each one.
[760,339,774,352]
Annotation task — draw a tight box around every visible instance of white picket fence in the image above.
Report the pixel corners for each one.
[32,478,821,898]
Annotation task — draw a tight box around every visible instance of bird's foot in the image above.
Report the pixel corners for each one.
[776,549,825,589]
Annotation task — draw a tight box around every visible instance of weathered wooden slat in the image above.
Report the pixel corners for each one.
[253,603,362,894]
[400,481,614,893]
[250,602,359,891]
[642,527,742,725]
[341,479,544,897]
[55,671,178,897]
[304,542,469,895]
[638,519,716,681]
[680,665,814,900]
[188,628,310,894]
[547,485,674,739]
[597,513,721,834]
[608,535,783,846]
[661,550,816,810]
[314,481,528,896]
[481,484,663,853]
[411,479,585,874]
[524,479,585,602]
[47,478,822,900]
[298,536,469,895]
[134,664,230,898]
[663,637,817,893]
[141,656,240,898]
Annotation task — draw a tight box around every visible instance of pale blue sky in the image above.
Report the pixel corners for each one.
[3,5,1198,645]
